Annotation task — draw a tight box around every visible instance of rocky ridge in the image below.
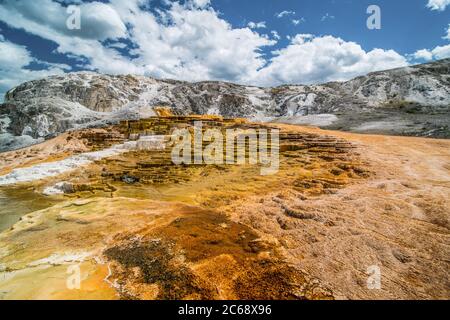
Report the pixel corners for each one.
[1,59,449,151]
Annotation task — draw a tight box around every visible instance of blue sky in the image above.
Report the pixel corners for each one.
[215,0,449,54]
[0,0,449,100]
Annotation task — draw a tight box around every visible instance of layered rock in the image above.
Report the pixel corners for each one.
[1,59,449,152]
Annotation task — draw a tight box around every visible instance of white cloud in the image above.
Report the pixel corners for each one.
[77,2,127,40]
[427,0,450,11]
[276,10,295,18]
[321,13,335,21]
[0,0,414,92]
[254,34,408,86]
[0,0,126,41]
[271,31,281,40]
[412,24,450,61]
[416,44,450,60]
[0,0,275,83]
[107,42,127,49]
[0,40,33,71]
[444,24,450,40]
[413,49,434,61]
[247,21,267,29]
[0,38,68,101]
[133,2,275,82]
[191,0,211,8]
[0,0,138,76]
[431,44,450,58]
[292,18,305,25]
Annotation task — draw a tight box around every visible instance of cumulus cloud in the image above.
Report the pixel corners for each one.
[75,2,127,40]
[412,24,450,61]
[427,0,450,11]
[0,0,138,75]
[413,45,450,61]
[0,0,126,41]
[0,38,68,101]
[0,0,413,92]
[254,34,408,86]
[123,1,275,82]
[431,44,450,58]
[413,49,434,61]
[0,0,274,83]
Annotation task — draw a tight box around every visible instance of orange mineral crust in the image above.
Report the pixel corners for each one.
[0,117,448,300]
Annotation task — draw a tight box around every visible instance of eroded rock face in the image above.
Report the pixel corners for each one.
[0,59,449,151]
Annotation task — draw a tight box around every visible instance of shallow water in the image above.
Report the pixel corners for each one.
[0,187,62,232]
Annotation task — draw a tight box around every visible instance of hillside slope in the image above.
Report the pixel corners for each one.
[1,59,449,151]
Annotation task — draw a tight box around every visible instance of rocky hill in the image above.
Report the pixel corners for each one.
[1,59,449,151]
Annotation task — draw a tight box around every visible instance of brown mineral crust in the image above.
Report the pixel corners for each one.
[223,124,450,300]
[103,207,333,300]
